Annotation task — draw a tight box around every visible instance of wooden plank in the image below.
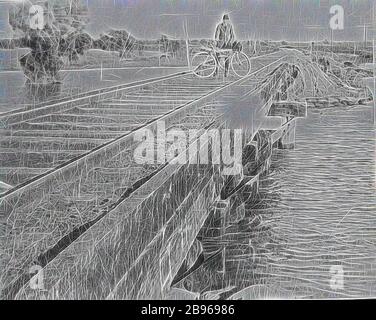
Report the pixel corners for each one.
[268,101,307,118]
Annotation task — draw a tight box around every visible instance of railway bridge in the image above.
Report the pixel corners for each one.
[0,49,368,300]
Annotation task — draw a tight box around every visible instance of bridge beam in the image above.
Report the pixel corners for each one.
[277,119,297,150]
[268,101,307,118]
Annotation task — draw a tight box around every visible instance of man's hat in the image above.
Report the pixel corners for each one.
[223,14,230,20]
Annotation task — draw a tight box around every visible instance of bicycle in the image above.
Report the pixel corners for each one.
[191,45,251,79]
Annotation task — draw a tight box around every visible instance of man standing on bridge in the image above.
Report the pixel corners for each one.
[214,14,237,77]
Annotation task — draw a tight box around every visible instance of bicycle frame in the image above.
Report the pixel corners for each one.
[198,45,232,69]
[213,50,233,71]
[192,46,251,78]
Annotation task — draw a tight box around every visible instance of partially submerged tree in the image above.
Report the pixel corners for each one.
[0,0,92,83]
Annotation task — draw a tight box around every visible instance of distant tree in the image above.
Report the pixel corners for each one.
[93,30,137,59]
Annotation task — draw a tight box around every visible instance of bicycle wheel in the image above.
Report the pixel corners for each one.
[191,52,217,78]
[231,52,251,78]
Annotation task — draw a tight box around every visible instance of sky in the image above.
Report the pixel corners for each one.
[0,0,375,41]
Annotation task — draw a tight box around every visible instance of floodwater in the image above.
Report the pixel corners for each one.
[186,104,376,300]
[255,104,376,299]
[0,66,187,115]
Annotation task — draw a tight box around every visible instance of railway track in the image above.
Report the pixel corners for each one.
[0,51,287,299]
[0,51,285,203]
[0,73,221,188]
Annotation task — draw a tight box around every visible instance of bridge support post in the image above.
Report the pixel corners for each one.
[277,118,296,150]
[198,198,231,273]
[212,199,231,275]
[268,101,306,151]
[239,176,260,205]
